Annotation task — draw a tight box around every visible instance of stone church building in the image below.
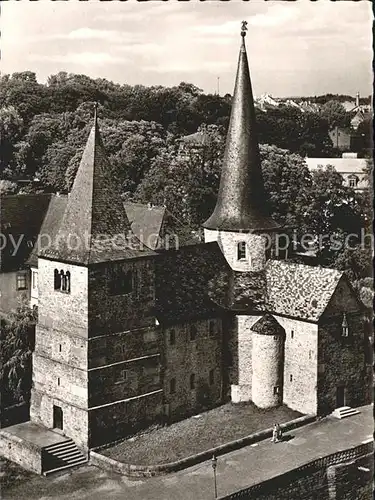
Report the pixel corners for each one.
[26,30,371,451]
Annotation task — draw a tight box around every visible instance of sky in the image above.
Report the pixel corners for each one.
[1,0,373,98]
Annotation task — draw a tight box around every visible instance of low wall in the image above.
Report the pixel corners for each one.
[90,414,316,477]
[0,428,42,474]
[219,441,374,500]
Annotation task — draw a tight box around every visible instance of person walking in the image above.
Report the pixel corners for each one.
[272,423,282,443]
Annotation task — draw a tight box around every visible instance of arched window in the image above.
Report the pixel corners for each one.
[237,241,246,260]
[54,269,71,293]
[54,269,61,290]
[60,270,66,291]
[342,313,349,337]
[65,271,71,293]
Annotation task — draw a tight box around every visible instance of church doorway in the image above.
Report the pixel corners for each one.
[53,405,63,430]
[336,386,346,407]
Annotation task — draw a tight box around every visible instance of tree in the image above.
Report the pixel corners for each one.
[0,301,36,406]
[0,106,24,178]
[319,100,350,129]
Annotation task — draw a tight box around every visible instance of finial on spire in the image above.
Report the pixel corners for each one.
[241,20,248,38]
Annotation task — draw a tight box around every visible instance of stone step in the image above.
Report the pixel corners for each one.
[50,449,83,460]
[332,406,360,419]
[44,439,73,452]
[42,458,88,476]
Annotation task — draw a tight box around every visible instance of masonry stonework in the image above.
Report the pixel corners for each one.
[163,318,223,421]
[252,331,284,409]
[273,316,318,415]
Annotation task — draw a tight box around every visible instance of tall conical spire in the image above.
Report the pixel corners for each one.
[204,22,279,232]
[41,105,154,264]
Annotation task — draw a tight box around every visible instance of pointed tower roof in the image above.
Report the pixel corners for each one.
[40,106,155,265]
[203,23,279,232]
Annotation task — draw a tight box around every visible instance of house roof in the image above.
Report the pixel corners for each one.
[155,242,230,325]
[27,194,69,268]
[179,131,208,147]
[305,158,368,175]
[0,194,52,272]
[124,202,199,250]
[265,260,343,322]
[40,115,155,265]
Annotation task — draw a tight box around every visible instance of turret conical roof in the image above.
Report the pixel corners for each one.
[203,24,279,232]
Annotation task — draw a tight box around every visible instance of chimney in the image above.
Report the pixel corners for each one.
[356,92,360,108]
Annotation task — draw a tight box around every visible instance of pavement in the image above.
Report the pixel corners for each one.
[2,404,373,500]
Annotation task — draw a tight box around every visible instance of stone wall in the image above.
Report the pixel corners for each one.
[204,229,267,272]
[220,442,373,500]
[88,390,163,448]
[88,354,161,407]
[163,317,223,421]
[37,258,88,337]
[273,316,318,415]
[32,353,88,408]
[88,327,159,370]
[317,280,369,414]
[88,258,155,335]
[30,390,89,449]
[35,325,87,370]
[0,429,42,474]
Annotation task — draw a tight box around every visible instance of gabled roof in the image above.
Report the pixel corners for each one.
[40,115,155,265]
[155,242,230,325]
[0,194,52,272]
[27,194,68,267]
[124,202,199,250]
[265,260,343,322]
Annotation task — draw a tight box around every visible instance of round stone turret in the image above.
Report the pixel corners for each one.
[251,314,285,408]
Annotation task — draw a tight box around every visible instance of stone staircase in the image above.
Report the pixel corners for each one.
[42,438,88,475]
[332,406,360,420]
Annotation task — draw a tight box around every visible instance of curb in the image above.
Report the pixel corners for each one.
[89,414,316,477]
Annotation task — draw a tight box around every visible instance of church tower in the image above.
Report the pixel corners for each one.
[30,109,163,450]
[203,22,280,271]
[204,23,285,405]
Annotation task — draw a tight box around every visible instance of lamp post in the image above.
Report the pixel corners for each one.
[212,454,218,498]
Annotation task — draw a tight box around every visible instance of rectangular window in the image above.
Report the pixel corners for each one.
[169,329,176,345]
[209,321,215,337]
[143,330,157,343]
[190,373,196,390]
[16,273,27,290]
[291,330,294,339]
[115,369,127,384]
[190,325,197,341]
[237,241,247,260]
[32,270,38,290]
[109,268,133,296]
[209,369,214,386]
[290,374,293,382]
[273,386,280,395]
[170,378,176,394]
[59,344,62,353]
[57,377,60,386]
